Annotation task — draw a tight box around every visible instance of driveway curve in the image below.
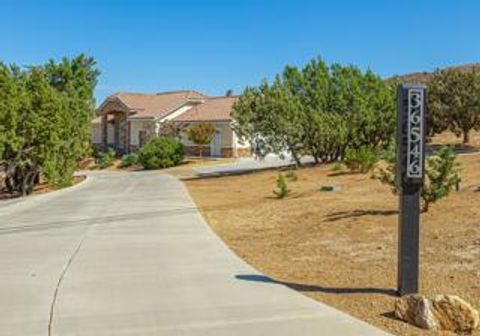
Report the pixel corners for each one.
[0,171,390,335]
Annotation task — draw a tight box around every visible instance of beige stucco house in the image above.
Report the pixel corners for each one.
[92,90,251,157]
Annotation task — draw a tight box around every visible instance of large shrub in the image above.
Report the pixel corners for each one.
[138,137,185,169]
[233,57,395,165]
[0,55,99,195]
[428,68,480,143]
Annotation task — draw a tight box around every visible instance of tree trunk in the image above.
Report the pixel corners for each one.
[463,130,470,144]
[288,146,302,167]
[421,201,429,213]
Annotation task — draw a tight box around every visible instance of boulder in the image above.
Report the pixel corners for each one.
[395,294,479,333]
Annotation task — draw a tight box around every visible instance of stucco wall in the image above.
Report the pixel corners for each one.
[107,123,114,144]
[130,120,153,146]
[91,123,101,144]
[91,122,114,144]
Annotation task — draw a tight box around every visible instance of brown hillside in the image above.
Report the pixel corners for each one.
[387,62,480,84]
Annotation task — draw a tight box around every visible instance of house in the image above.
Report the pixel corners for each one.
[91,90,251,157]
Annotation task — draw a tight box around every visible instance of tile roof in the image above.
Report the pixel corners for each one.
[103,90,206,118]
[173,96,237,122]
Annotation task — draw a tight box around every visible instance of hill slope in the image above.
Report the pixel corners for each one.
[387,63,480,84]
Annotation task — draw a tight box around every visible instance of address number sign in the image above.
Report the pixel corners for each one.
[406,89,424,179]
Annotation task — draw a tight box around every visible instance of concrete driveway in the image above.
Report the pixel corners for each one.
[0,172,390,335]
[194,154,315,177]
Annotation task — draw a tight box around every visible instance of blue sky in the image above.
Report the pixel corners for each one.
[2,0,479,103]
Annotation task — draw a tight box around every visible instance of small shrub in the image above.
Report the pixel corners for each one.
[273,173,290,199]
[119,153,139,168]
[331,162,344,172]
[98,148,116,169]
[138,137,185,170]
[285,169,298,181]
[375,146,461,212]
[344,146,378,173]
[421,146,461,212]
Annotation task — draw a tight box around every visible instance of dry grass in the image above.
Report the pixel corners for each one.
[185,134,480,336]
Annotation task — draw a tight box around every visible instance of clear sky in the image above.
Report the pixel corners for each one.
[2,0,479,103]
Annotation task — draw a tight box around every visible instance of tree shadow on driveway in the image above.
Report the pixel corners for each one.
[0,207,199,236]
[236,274,397,296]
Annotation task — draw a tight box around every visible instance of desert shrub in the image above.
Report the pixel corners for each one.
[119,153,139,168]
[138,137,185,170]
[344,146,378,173]
[273,173,290,199]
[375,146,461,212]
[187,122,216,157]
[98,148,116,169]
[331,162,344,172]
[421,147,461,212]
[285,169,298,181]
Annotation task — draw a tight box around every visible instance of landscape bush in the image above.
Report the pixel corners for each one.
[98,148,116,169]
[428,68,480,143]
[273,173,290,199]
[0,55,99,195]
[375,146,461,212]
[138,137,185,169]
[187,122,216,157]
[119,153,139,168]
[233,58,395,166]
[331,162,344,172]
[344,146,378,173]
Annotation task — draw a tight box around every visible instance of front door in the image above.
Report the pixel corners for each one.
[210,131,222,157]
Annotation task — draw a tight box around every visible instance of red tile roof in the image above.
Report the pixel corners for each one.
[101,90,206,118]
[173,96,237,122]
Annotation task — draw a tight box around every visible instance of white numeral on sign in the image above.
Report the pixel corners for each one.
[407,89,424,178]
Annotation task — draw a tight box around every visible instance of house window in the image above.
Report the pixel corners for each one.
[139,130,147,147]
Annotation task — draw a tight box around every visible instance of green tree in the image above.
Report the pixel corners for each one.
[428,68,480,143]
[187,122,216,157]
[375,146,461,212]
[232,58,395,165]
[0,55,99,195]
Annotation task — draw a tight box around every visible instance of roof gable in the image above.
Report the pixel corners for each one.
[97,90,206,118]
[173,96,237,122]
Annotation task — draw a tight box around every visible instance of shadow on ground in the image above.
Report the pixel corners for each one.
[236,274,397,296]
[0,207,199,236]
[326,209,398,222]
[427,144,479,154]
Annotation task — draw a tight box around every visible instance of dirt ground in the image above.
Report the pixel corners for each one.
[185,134,480,336]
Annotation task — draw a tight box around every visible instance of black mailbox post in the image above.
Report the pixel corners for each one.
[396,84,426,296]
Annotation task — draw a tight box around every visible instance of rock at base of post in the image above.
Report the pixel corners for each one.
[395,294,479,333]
